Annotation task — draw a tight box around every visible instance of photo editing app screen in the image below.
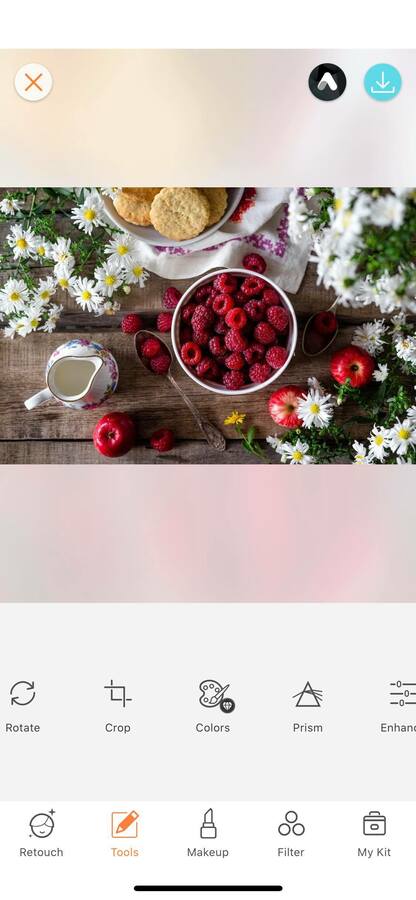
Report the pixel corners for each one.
[1,43,416,900]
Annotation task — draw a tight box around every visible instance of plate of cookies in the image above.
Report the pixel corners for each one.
[102,187,245,247]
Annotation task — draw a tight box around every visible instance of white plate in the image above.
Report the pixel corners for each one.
[102,188,245,248]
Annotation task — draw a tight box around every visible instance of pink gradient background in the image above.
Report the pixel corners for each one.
[0,465,412,602]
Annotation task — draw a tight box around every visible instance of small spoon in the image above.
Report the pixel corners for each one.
[135,330,226,452]
[302,298,339,358]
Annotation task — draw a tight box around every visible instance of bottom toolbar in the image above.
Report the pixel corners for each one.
[1,801,414,900]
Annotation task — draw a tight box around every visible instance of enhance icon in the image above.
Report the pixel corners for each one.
[199,680,235,713]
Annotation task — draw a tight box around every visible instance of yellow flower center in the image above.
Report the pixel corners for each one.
[83,209,96,221]
[310,403,320,414]
[133,265,143,277]
[293,450,303,461]
[334,198,344,211]
[10,291,21,302]
[40,291,50,300]
[82,290,91,301]
[374,435,384,446]
[30,318,39,328]
[16,238,27,250]
[117,244,128,256]
[104,275,116,286]
[399,428,410,440]
[37,246,46,256]
[59,278,69,288]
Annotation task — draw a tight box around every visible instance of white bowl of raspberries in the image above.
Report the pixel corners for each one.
[171,265,297,394]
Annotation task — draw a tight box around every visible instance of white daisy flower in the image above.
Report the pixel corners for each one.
[352,320,386,355]
[34,276,57,305]
[391,312,407,331]
[54,261,76,293]
[72,277,104,313]
[327,256,359,301]
[266,435,285,457]
[406,404,416,427]
[0,278,30,313]
[51,237,74,267]
[105,232,139,267]
[3,318,25,338]
[287,190,312,242]
[280,439,314,465]
[94,259,123,298]
[14,301,44,336]
[41,304,63,333]
[0,197,22,215]
[6,223,37,260]
[389,419,416,455]
[102,299,121,315]
[352,440,370,464]
[71,189,105,235]
[34,235,53,260]
[297,388,334,429]
[122,256,149,287]
[373,363,389,383]
[371,194,405,230]
[101,187,120,199]
[368,425,391,462]
[394,334,416,365]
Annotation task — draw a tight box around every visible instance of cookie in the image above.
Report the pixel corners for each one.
[201,188,228,226]
[150,188,210,241]
[114,188,161,226]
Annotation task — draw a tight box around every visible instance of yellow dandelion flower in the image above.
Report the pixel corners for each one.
[224,410,246,427]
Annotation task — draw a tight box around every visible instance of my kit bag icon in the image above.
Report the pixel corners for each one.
[363,811,386,836]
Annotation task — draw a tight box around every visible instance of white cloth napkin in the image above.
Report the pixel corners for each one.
[117,189,311,294]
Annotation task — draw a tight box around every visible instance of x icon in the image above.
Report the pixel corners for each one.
[25,72,43,93]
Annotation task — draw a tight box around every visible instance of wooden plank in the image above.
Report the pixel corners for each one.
[0,440,263,465]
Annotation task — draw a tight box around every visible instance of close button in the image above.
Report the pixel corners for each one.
[14,63,53,102]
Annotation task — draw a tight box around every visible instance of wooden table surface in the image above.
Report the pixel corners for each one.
[0,250,384,464]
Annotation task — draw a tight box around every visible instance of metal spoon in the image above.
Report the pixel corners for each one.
[135,330,226,452]
[302,298,339,358]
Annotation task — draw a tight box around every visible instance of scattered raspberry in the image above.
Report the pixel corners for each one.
[214,317,228,335]
[209,336,226,357]
[254,321,276,345]
[196,357,219,380]
[225,330,248,352]
[230,187,257,222]
[225,307,247,330]
[244,299,265,322]
[266,305,289,332]
[243,342,265,364]
[194,283,212,300]
[263,287,281,306]
[121,313,143,334]
[213,272,238,293]
[242,252,267,274]
[163,286,182,309]
[223,370,245,390]
[150,427,174,452]
[182,301,197,323]
[241,276,265,297]
[212,293,234,316]
[156,312,173,333]
[225,351,245,371]
[181,341,202,366]
[141,337,162,359]
[249,362,272,384]
[191,303,213,330]
[150,352,171,375]
[265,345,288,369]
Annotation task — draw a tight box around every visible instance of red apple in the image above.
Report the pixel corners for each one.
[330,345,375,388]
[313,310,338,337]
[93,412,136,458]
[268,385,304,428]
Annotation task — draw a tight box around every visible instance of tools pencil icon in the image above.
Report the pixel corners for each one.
[200,808,217,839]
[112,810,139,839]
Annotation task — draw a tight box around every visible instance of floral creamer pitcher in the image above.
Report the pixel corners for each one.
[24,339,119,411]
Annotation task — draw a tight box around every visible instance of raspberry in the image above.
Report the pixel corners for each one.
[249,362,272,384]
[121,313,143,334]
[244,299,265,322]
[241,276,265,297]
[225,330,248,352]
[150,427,174,452]
[242,252,267,274]
[141,337,162,359]
[212,293,234,316]
[196,357,219,380]
[225,307,247,330]
[181,341,202,366]
[214,317,228,335]
[209,336,226,357]
[225,351,245,370]
[180,324,192,344]
[243,342,265,364]
[254,321,276,345]
[163,286,182,309]
[191,303,213,330]
[182,301,197,323]
[156,312,173,333]
[233,290,247,305]
[223,370,245,391]
[263,287,281,306]
[194,283,212,300]
[266,305,289,332]
[213,272,238,294]
[192,327,210,346]
[266,345,288,369]
[150,352,171,375]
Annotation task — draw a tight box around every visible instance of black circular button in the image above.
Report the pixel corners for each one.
[308,63,347,101]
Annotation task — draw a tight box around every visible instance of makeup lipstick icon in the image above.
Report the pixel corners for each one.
[200,808,217,839]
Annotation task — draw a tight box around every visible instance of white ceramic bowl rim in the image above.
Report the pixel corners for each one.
[171,267,298,396]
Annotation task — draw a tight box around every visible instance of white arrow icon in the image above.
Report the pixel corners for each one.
[371,71,396,95]
[317,72,338,92]
[376,72,390,89]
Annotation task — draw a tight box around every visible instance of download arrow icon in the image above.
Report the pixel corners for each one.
[376,72,390,89]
